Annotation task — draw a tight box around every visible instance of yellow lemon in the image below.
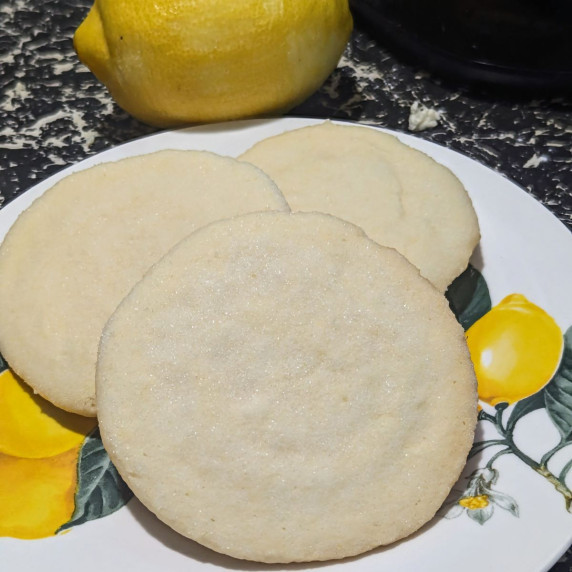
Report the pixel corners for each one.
[0,369,96,459]
[0,449,78,539]
[466,294,563,406]
[73,0,353,127]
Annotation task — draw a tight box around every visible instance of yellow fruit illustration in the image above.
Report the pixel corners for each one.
[466,294,563,406]
[73,0,353,127]
[0,448,79,539]
[0,369,96,459]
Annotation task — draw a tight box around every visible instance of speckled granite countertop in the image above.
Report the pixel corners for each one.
[1,0,571,568]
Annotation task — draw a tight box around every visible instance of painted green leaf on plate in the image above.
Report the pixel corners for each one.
[544,326,572,441]
[57,428,133,533]
[446,264,491,331]
[507,390,547,433]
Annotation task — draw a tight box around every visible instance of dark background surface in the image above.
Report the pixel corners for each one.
[1,0,571,567]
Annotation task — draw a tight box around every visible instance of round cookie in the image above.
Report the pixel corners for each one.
[0,150,288,416]
[97,211,477,563]
[239,121,480,292]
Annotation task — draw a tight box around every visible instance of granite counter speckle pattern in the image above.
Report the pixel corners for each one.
[1,0,572,568]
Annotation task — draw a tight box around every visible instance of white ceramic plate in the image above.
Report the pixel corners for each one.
[3,118,572,571]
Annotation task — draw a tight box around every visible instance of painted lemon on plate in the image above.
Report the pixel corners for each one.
[74,0,353,127]
[0,369,96,539]
[0,370,96,459]
[0,449,79,539]
[466,294,563,406]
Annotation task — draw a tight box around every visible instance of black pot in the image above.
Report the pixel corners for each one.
[350,0,572,92]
